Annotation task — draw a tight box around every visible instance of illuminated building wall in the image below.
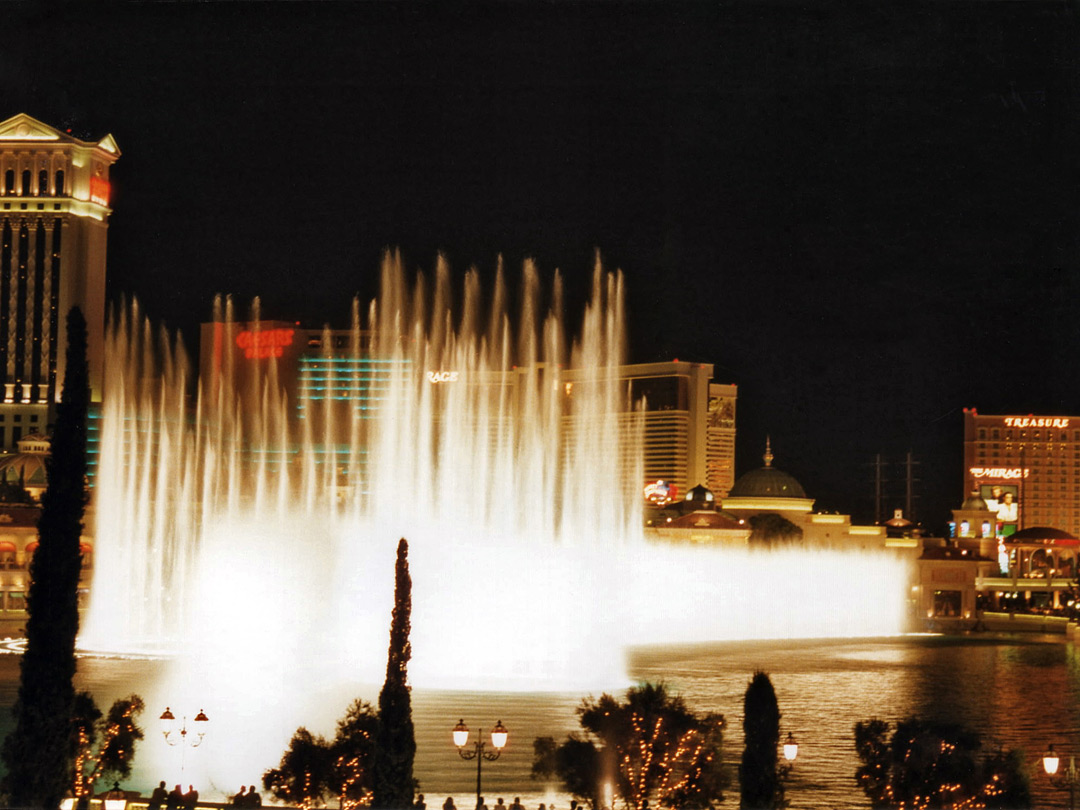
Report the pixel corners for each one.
[706,381,737,497]
[199,320,410,490]
[600,361,735,499]
[199,328,734,501]
[0,114,118,449]
[963,408,1080,536]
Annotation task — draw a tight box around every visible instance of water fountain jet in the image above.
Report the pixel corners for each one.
[82,253,909,788]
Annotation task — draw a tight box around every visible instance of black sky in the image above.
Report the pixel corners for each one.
[6,1,1078,529]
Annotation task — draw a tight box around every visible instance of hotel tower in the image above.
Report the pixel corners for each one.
[0,114,118,449]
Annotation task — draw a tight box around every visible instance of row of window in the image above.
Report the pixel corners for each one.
[976,458,1080,468]
[0,589,89,612]
[1,170,65,197]
[977,442,1076,454]
[977,427,1080,441]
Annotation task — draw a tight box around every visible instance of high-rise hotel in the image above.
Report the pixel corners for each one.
[963,408,1080,536]
[0,114,118,449]
[199,319,737,499]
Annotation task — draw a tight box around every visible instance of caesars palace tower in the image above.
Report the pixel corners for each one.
[0,113,118,450]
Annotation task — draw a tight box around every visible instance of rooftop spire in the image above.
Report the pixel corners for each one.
[763,435,773,468]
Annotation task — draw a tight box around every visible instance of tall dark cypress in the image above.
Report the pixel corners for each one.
[373,538,416,809]
[2,307,90,807]
[739,670,781,810]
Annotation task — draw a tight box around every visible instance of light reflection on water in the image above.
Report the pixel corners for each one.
[0,634,1077,808]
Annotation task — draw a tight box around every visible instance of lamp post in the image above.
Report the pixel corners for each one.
[1043,745,1080,810]
[453,719,508,809]
[160,707,209,782]
[778,732,798,808]
[103,782,127,810]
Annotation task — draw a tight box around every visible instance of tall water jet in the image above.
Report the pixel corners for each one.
[82,253,909,787]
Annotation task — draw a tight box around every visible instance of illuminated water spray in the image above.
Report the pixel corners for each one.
[82,252,908,787]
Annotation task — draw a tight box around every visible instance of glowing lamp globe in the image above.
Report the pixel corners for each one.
[159,707,175,736]
[783,732,798,762]
[490,720,508,750]
[1044,746,1061,776]
[104,783,127,810]
[453,719,470,748]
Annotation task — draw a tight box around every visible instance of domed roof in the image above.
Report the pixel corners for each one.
[728,438,807,499]
[0,452,47,486]
[684,484,716,510]
[960,492,989,510]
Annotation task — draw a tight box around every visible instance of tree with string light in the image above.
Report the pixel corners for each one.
[263,727,335,809]
[533,682,727,809]
[330,699,380,810]
[263,699,380,810]
[854,717,1031,809]
[71,693,145,804]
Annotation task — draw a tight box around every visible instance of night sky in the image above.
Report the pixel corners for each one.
[6,2,1078,530]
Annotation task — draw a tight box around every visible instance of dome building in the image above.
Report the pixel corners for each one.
[721,438,814,519]
[0,434,50,501]
[720,438,916,551]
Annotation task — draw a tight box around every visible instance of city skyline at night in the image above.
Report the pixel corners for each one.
[4,1,1076,530]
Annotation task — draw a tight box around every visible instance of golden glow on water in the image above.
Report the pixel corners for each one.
[7,635,1070,806]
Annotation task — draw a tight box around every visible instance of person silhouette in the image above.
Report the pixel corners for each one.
[247,786,262,807]
[232,787,247,806]
[165,785,183,810]
[182,785,198,810]
[443,798,456,810]
[414,794,426,810]
[476,796,488,810]
[148,781,168,810]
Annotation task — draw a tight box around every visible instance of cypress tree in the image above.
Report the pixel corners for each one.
[740,670,781,810]
[373,538,416,809]
[2,307,90,807]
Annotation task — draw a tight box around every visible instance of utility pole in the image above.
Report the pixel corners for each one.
[874,453,884,524]
[904,451,920,522]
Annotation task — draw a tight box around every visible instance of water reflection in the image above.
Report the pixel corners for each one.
[0,634,1077,807]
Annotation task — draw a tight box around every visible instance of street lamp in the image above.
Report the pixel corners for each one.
[159,707,209,781]
[103,782,127,810]
[1043,745,1080,810]
[778,732,798,808]
[453,719,508,809]
[782,732,798,764]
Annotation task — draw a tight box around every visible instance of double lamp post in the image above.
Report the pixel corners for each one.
[453,719,509,808]
[1044,745,1080,810]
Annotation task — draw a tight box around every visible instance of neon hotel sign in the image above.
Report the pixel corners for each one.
[236,328,295,359]
[1003,417,1069,429]
[969,467,1030,480]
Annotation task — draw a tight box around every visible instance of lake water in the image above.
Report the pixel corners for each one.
[0,634,1076,809]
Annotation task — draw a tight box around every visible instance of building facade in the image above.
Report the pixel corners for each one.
[617,361,736,499]
[962,408,1080,537]
[0,114,118,450]
[199,322,736,499]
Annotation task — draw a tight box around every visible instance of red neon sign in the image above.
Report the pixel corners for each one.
[89,176,110,206]
[236,328,294,359]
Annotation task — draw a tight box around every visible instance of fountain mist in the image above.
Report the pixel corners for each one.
[82,253,908,788]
